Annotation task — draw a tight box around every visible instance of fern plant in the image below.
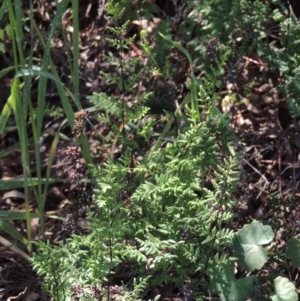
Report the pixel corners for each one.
[32,83,239,301]
[31,1,240,300]
[6,0,300,299]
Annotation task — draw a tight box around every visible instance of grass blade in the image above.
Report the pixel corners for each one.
[0,219,28,246]
[0,177,62,189]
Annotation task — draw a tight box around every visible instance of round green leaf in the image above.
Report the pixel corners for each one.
[231,221,274,271]
[271,277,298,301]
[229,276,260,301]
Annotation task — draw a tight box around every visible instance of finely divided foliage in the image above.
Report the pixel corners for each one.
[28,0,300,300]
[33,57,240,300]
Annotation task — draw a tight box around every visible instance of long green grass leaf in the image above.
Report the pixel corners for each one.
[0,66,15,78]
[0,92,14,134]
[0,219,28,246]
[72,0,80,101]
[0,177,61,189]
[15,68,63,83]
[158,32,200,119]
[0,211,39,219]
[10,77,32,252]
[0,0,8,19]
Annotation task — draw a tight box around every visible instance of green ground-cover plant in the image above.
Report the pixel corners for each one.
[226,220,299,301]
[1,0,300,300]
[31,0,300,300]
[32,104,240,300]
[179,5,300,293]
[31,2,241,300]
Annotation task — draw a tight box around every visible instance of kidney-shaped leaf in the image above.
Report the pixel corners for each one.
[232,221,274,271]
[271,277,298,301]
[229,276,260,301]
[286,238,300,268]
